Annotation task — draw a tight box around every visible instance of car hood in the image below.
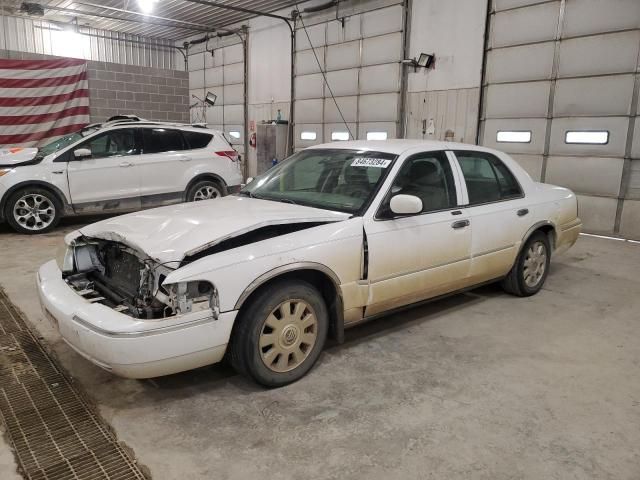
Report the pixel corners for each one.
[0,147,39,167]
[79,196,350,264]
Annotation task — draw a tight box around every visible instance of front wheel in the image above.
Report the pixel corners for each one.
[186,180,224,202]
[501,231,551,297]
[229,279,328,387]
[5,188,62,234]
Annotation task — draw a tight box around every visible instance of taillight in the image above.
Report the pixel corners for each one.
[216,150,239,162]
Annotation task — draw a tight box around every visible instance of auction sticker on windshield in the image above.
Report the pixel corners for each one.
[351,158,392,168]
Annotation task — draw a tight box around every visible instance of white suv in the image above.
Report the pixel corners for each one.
[0,117,243,234]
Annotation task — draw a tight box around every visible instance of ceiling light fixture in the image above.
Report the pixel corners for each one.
[138,0,159,14]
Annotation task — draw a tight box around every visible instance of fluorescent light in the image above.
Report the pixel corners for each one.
[300,131,317,140]
[229,131,240,139]
[138,0,158,14]
[565,131,609,145]
[496,130,531,143]
[51,30,85,59]
[331,131,349,141]
[366,131,388,141]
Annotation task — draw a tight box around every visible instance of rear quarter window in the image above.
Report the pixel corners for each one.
[183,131,213,149]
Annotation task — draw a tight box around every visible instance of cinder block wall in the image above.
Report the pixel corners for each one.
[0,50,189,124]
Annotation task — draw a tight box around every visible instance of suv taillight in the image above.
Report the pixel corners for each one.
[216,150,239,162]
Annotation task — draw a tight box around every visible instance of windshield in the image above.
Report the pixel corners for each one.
[242,149,397,214]
[36,125,99,157]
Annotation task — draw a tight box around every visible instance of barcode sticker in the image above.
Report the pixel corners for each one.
[350,158,392,168]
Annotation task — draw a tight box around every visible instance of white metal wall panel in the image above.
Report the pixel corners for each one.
[553,75,635,117]
[205,67,224,87]
[361,33,403,66]
[224,84,244,105]
[480,0,640,236]
[491,2,560,47]
[545,156,624,197]
[486,42,555,83]
[482,118,548,154]
[631,117,640,160]
[548,117,630,157]
[558,31,640,78]
[562,0,640,38]
[620,200,640,238]
[223,63,244,85]
[294,4,404,144]
[325,41,360,70]
[224,104,243,124]
[359,64,400,94]
[484,82,550,118]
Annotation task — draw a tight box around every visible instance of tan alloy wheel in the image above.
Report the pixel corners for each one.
[523,240,547,288]
[259,299,318,373]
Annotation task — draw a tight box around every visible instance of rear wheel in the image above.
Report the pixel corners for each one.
[186,180,224,202]
[229,279,328,387]
[501,231,550,297]
[5,187,62,234]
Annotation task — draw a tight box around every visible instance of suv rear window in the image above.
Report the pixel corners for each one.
[183,130,213,149]
[142,128,185,154]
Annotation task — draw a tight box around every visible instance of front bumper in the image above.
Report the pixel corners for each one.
[37,260,237,378]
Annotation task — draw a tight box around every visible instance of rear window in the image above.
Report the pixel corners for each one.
[142,128,185,154]
[183,130,213,149]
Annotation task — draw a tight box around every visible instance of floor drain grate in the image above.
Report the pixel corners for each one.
[0,288,147,480]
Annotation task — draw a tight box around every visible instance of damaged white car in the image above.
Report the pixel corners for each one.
[37,140,582,387]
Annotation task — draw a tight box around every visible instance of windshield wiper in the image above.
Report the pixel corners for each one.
[277,198,297,205]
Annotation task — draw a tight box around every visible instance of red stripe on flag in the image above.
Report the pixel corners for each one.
[0,123,88,145]
[0,71,87,88]
[0,58,87,70]
[0,106,90,126]
[0,89,89,107]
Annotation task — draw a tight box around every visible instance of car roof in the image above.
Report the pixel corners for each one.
[308,139,496,155]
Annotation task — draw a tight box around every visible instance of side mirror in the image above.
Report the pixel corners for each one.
[245,176,254,184]
[73,148,92,160]
[390,194,422,216]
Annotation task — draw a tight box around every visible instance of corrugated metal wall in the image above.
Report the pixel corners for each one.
[0,14,177,69]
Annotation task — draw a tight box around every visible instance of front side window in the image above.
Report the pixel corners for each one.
[79,129,137,159]
[380,151,457,216]
[143,128,185,154]
[241,149,396,214]
[455,151,522,205]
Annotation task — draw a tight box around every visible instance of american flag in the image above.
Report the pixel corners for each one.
[0,58,90,147]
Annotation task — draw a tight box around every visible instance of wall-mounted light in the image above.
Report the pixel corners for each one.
[205,91,217,106]
[138,0,159,14]
[402,52,435,72]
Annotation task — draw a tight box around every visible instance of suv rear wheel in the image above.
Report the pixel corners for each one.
[5,187,62,234]
[187,180,224,202]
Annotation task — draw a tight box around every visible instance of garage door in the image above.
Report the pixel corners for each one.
[293,2,405,150]
[188,40,245,157]
[478,0,640,238]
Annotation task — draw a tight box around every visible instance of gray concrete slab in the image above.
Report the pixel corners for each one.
[0,217,639,480]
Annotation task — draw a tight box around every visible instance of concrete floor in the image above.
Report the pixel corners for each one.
[0,217,639,480]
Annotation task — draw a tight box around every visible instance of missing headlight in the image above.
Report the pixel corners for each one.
[167,281,219,318]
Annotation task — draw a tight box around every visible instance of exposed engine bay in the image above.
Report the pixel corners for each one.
[60,238,218,319]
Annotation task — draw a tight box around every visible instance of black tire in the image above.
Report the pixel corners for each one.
[186,179,225,202]
[501,231,551,297]
[4,187,62,234]
[229,279,329,388]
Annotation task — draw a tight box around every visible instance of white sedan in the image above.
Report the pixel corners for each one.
[37,140,581,387]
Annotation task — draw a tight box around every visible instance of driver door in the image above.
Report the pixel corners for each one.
[363,150,472,316]
[67,128,142,213]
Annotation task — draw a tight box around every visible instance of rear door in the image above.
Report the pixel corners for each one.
[66,128,141,212]
[136,127,190,205]
[363,150,472,316]
[450,150,530,284]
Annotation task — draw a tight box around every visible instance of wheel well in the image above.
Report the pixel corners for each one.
[236,269,344,342]
[0,181,68,221]
[185,174,228,200]
[532,224,556,251]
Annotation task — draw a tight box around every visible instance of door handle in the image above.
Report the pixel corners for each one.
[451,219,470,229]
[451,210,463,216]
[179,156,192,162]
[119,162,133,168]
[517,208,529,217]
